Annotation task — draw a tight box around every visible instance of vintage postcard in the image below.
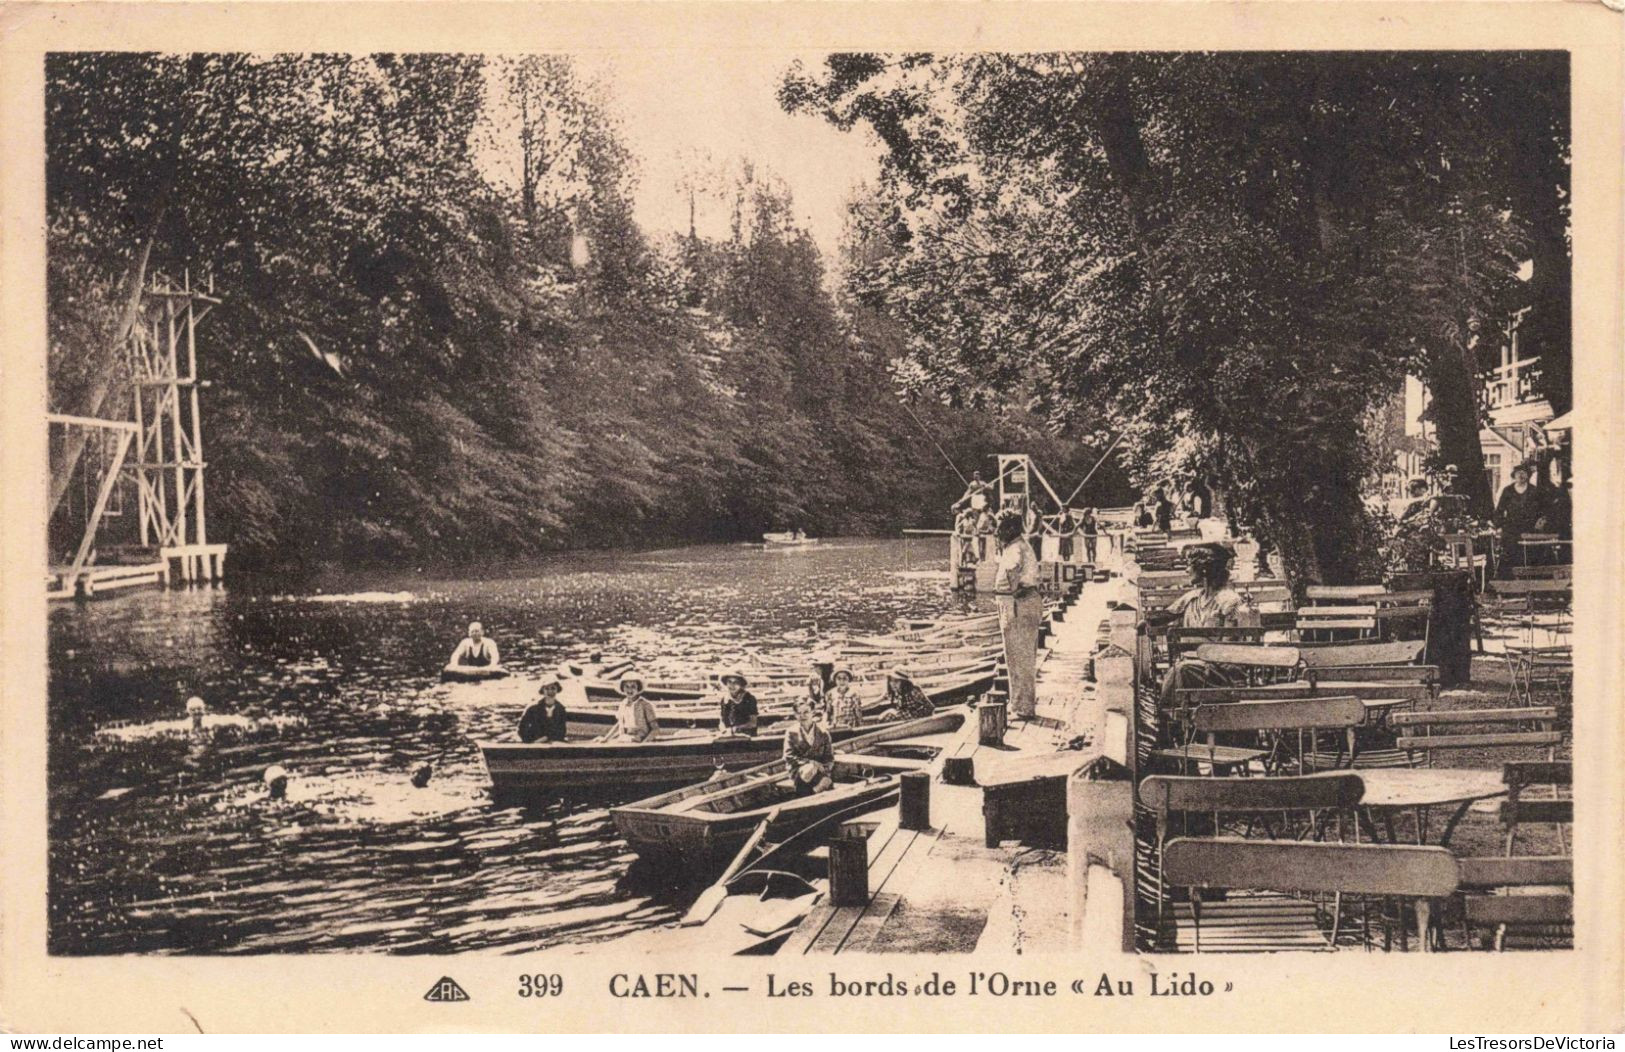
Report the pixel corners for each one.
[1,0,1622,1035]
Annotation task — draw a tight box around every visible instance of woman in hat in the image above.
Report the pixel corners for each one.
[716,669,759,737]
[827,668,865,729]
[882,667,934,721]
[597,671,659,742]
[783,699,835,796]
[518,674,570,743]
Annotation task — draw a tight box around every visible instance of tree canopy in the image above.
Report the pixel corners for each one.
[47,52,1127,572]
[783,51,1569,584]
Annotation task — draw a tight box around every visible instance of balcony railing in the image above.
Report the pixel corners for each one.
[1484,356,1543,411]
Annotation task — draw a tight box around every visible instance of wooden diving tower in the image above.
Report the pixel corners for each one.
[47,269,227,599]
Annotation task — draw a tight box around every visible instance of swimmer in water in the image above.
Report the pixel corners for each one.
[264,764,289,800]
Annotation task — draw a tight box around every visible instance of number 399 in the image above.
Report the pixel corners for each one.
[519,974,564,998]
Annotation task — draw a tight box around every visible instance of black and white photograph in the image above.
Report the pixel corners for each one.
[4,0,1623,1036]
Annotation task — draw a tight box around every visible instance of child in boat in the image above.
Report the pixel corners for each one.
[827,669,864,729]
[598,672,658,742]
[518,675,569,743]
[882,668,934,720]
[446,621,501,672]
[716,670,759,737]
[800,674,829,725]
[783,699,834,795]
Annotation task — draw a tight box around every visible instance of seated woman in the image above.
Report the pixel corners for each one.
[716,669,759,737]
[1141,543,1248,708]
[827,669,864,729]
[881,668,933,721]
[783,699,835,795]
[518,675,569,743]
[597,672,658,742]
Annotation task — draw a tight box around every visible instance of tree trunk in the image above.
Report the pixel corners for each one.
[1425,341,1493,519]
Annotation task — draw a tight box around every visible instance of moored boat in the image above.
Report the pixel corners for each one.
[609,709,964,878]
[481,712,939,796]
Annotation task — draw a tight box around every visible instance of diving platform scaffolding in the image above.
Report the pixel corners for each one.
[939,453,1098,592]
[47,269,227,599]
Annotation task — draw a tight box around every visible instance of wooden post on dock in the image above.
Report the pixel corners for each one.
[899,771,930,831]
[829,836,869,907]
[978,702,1007,746]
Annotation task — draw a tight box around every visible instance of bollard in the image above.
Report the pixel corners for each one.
[979,702,1008,746]
[829,836,869,907]
[942,756,977,786]
[899,771,931,831]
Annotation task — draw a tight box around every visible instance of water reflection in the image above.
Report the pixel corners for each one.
[49,539,954,954]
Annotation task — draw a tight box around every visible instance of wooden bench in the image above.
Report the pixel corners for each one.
[1297,640,1426,668]
[1166,626,1265,662]
[1161,837,1459,952]
[1391,708,1561,767]
[1295,604,1378,641]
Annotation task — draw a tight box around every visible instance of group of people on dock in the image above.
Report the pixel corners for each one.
[950,472,1100,567]
[1132,478,1212,534]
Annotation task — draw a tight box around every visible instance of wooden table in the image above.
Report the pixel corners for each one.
[1356,768,1508,846]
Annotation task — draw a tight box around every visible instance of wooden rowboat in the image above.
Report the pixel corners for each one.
[609,710,964,878]
[480,713,936,796]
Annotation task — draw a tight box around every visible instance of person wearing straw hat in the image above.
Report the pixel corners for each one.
[882,667,934,721]
[993,508,1042,719]
[716,669,759,737]
[783,699,835,796]
[828,668,864,729]
[597,671,658,742]
[518,674,570,743]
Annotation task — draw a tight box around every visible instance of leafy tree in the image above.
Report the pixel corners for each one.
[786,51,1567,584]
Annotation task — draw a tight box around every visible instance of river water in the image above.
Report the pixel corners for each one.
[48,538,964,955]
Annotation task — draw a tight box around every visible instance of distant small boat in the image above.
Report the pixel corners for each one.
[762,532,818,546]
[610,710,964,877]
[441,665,510,683]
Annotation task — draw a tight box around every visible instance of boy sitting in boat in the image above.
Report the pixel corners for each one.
[446,621,502,673]
[783,699,834,795]
[716,670,759,737]
[827,669,864,729]
[800,673,829,725]
[598,672,659,742]
[518,675,569,743]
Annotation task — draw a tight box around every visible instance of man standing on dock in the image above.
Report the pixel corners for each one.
[951,471,992,516]
[992,509,1042,719]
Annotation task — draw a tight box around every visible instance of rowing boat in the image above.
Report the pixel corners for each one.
[480,713,941,796]
[609,710,964,877]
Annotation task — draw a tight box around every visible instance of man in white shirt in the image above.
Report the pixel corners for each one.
[993,509,1042,718]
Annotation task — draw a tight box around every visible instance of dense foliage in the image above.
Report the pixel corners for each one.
[46,53,1127,572]
[783,52,1569,585]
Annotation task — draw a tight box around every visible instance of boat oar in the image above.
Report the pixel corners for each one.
[681,806,781,927]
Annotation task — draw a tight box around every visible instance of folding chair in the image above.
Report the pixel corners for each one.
[1458,856,1573,951]
[1502,761,1571,857]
